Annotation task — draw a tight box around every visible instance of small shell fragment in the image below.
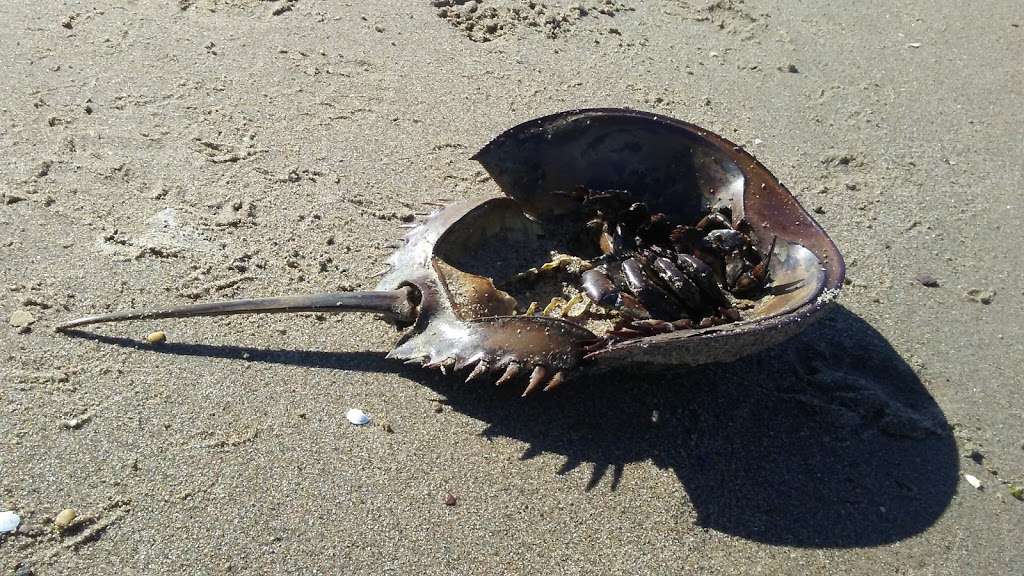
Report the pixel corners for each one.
[145,330,167,344]
[54,508,77,530]
[61,413,93,430]
[345,408,370,426]
[964,474,982,490]
[8,310,35,328]
[0,510,21,533]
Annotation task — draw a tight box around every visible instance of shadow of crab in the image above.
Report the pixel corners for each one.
[69,306,957,547]
[416,306,958,549]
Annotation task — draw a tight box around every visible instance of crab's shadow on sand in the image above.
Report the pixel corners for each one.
[67,306,957,549]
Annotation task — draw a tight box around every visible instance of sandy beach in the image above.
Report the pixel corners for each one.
[1,1,1021,573]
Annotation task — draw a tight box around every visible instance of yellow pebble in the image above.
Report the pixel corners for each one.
[145,330,167,344]
[54,508,76,530]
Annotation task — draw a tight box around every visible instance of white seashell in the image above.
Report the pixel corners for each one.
[964,474,982,490]
[0,510,21,533]
[345,408,370,426]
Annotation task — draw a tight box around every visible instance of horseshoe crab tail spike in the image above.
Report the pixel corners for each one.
[56,286,420,331]
[522,365,548,397]
[439,358,455,375]
[496,362,520,386]
[466,361,489,383]
[542,371,566,392]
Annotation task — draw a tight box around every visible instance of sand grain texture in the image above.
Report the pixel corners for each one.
[1,1,1021,574]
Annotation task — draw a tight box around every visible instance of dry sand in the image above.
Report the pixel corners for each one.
[1,1,1022,574]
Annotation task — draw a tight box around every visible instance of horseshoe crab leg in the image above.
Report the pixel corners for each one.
[56,287,420,331]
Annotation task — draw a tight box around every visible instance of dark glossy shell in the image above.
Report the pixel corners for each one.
[471,108,845,368]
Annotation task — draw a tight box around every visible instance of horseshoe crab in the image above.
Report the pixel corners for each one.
[57,109,845,395]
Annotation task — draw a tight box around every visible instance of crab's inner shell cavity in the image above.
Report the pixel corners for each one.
[431,258,518,321]
[476,113,745,223]
[434,198,555,281]
[431,189,828,338]
[433,198,617,335]
[756,241,825,318]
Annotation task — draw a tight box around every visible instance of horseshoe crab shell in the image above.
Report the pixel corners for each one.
[57,108,844,391]
[468,108,845,368]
